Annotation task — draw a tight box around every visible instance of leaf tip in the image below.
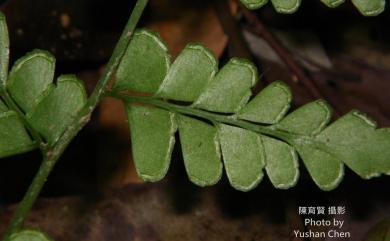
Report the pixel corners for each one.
[316,163,345,191]
[185,43,218,70]
[232,174,264,192]
[351,109,377,128]
[10,229,53,241]
[272,0,302,14]
[352,0,386,16]
[240,0,269,10]
[320,0,345,8]
[230,57,259,86]
[135,28,170,53]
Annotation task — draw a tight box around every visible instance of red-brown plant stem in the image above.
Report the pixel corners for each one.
[241,7,325,100]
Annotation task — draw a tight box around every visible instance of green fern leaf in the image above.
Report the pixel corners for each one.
[26,75,87,144]
[193,58,257,113]
[156,43,218,102]
[6,50,87,145]
[0,99,35,158]
[317,111,390,178]
[238,81,291,124]
[0,14,87,151]
[114,28,390,191]
[127,105,176,182]
[351,0,386,16]
[115,29,170,93]
[219,124,266,191]
[10,229,53,241]
[177,115,222,186]
[320,0,345,8]
[0,13,34,158]
[273,100,344,190]
[262,135,299,189]
[7,50,55,113]
[241,0,269,10]
[270,0,301,14]
[240,0,386,16]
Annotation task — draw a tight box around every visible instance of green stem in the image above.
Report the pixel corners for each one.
[108,92,337,164]
[107,92,296,142]
[2,0,149,239]
[2,155,54,239]
[109,92,337,156]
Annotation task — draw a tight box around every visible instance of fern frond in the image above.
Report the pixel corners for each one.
[9,229,52,241]
[0,13,87,157]
[113,29,390,191]
[240,0,385,16]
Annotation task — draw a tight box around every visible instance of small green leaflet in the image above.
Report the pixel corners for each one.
[219,124,265,191]
[0,13,36,158]
[351,0,385,16]
[318,111,390,178]
[178,115,222,186]
[240,0,269,10]
[262,136,299,189]
[320,0,345,8]
[0,99,35,158]
[115,29,170,93]
[7,50,55,113]
[127,105,176,182]
[10,229,53,241]
[6,50,87,145]
[26,75,87,144]
[237,81,291,124]
[156,44,217,102]
[240,0,385,16]
[270,0,301,14]
[115,28,390,191]
[0,13,87,157]
[193,58,257,113]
